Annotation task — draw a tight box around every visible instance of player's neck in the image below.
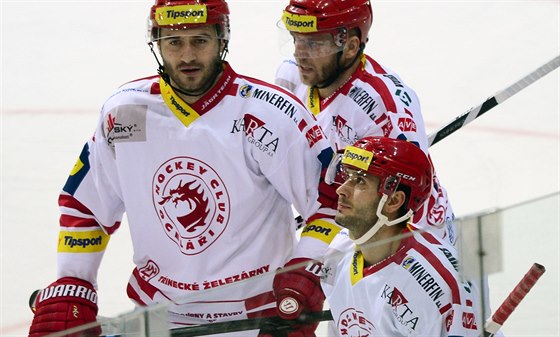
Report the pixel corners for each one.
[317,58,360,100]
[359,227,402,267]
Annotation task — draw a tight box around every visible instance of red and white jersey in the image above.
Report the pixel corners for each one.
[276,56,457,245]
[321,229,482,337]
[56,62,335,328]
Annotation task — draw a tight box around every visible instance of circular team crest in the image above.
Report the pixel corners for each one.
[152,157,230,255]
[337,308,375,337]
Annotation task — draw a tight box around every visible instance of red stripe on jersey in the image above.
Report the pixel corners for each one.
[366,55,388,75]
[102,221,121,235]
[368,77,398,113]
[131,268,161,300]
[126,283,147,306]
[421,231,442,245]
[298,118,308,132]
[244,291,275,311]
[59,214,98,229]
[439,302,452,315]
[413,240,461,305]
[59,194,94,215]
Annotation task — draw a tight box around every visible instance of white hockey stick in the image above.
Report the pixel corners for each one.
[484,263,546,336]
[429,55,560,146]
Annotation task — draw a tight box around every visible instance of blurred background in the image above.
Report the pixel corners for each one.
[2,0,558,335]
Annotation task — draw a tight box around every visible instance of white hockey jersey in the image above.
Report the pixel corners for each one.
[56,62,335,328]
[321,229,482,337]
[276,55,457,246]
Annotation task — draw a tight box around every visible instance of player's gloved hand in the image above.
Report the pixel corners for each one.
[272,258,325,337]
[29,277,101,337]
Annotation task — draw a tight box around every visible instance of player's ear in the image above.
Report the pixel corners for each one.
[343,35,361,59]
[384,191,406,215]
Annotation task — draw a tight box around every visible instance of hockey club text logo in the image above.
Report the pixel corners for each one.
[231,114,279,156]
[153,157,230,255]
[336,308,375,337]
[348,85,379,120]
[381,284,419,332]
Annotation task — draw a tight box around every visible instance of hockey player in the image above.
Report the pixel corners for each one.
[322,136,482,336]
[273,0,499,329]
[28,1,334,336]
[276,0,455,241]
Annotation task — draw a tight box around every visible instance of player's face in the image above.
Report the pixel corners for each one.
[335,168,381,237]
[158,26,224,96]
[292,33,341,87]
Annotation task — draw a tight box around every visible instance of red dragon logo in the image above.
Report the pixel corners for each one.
[158,179,210,233]
[153,157,230,255]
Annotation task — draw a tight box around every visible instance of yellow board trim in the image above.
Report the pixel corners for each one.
[341,146,373,171]
[58,230,110,253]
[301,219,340,244]
[160,78,201,127]
[154,5,208,26]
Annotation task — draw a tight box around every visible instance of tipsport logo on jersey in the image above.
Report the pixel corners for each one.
[152,157,231,255]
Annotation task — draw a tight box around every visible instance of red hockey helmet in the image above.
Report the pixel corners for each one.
[148,0,230,42]
[339,136,432,213]
[282,0,372,44]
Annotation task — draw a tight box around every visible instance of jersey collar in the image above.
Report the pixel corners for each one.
[159,62,237,127]
[306,54,367,115]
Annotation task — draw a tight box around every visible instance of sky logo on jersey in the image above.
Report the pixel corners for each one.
[103,105,147,148]
[282,12,317,33]
[63,143,90,196]
[153,157,231,255]
[155,5,207,26]
[58,229,109,253]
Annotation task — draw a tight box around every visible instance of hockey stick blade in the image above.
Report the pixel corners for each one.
[428,55,560,146]
[483,263,546,336]
[168,310,333,337]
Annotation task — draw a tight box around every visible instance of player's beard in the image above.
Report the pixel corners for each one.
[163,57,223,97]
[335,202,378,240]
[297,55,339,88]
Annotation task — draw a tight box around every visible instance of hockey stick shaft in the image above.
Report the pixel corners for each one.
[484,263,546,336]
[169,310,333,337]
[428,55,560,146]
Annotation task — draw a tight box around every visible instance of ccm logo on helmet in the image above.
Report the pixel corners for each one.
[396,172,417,182]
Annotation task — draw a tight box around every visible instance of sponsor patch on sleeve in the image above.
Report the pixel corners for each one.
[301,219,340,244]
[58,229,110,253]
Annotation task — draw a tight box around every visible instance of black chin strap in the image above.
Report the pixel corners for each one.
[148,41,228,98]
[314,43,365,89]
